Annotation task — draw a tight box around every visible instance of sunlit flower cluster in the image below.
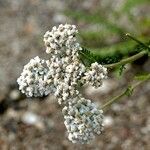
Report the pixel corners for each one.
[62,96,104,144]
[17,24,107,144]
[43,24,79,56]
[46,56,86,104]
[17,56,54,97]
[83,62,107,88]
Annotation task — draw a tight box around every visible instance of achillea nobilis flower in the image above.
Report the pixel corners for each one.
[17,24,107,144]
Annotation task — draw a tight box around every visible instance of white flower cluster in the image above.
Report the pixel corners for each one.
[17,56,54,97]
[43,24,87,104]
[83,62,107,88]
[17,24,107,144]
[46,56,86,104]
[62,96,104,144]
[43,24,79,55]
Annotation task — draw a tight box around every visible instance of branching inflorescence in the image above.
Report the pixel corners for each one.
[17,24,107,144]
[17,24,150,144]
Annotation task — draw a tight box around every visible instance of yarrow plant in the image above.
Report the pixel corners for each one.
[17,24,150,144]
[62,97,104,144]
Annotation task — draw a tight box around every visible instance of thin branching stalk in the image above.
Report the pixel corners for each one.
[101,74,150,109]
[104,50,147,68]
[126,33,150,51]
[104,34,150,68]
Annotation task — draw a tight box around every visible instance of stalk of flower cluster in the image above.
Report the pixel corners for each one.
[104,34,149,69]
[101,74,150,109]
[126,33,150,51]
[104,50,147,68]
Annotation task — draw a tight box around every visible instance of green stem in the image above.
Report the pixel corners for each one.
[103,34,149,68]
[104,50,147,68]
[101,74,150,109]
[126,33,150,51]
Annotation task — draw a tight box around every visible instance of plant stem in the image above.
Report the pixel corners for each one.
[101,74,150,109]
[104,50,147,68]
[103,34,149,68]
[126,33,150,51]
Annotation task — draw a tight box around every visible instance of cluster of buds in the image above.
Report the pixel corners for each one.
[62,96,104,144]
[46,56,86,104]
[17,24,107,144]
[83,62,107,88]
[17,56,54,97]
[43,24,79,56]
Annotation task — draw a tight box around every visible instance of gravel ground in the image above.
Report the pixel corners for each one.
[0,0,150,150]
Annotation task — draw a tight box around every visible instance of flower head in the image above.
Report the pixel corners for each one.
[83,62,107,88]
[62,96,104,144]
[44,24,79,55]
[17,56,54,97]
